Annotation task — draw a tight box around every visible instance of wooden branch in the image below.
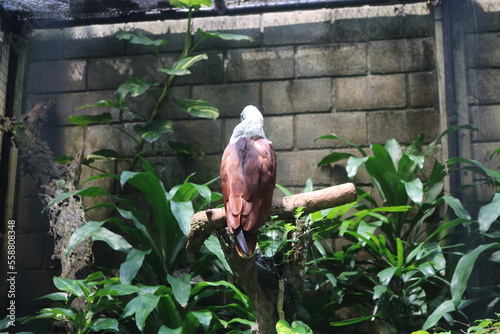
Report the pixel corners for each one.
[186,182,356,253]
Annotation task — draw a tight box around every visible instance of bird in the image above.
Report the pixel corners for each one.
[220,105,277,257]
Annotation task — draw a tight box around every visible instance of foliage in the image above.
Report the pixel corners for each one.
[68,0,251,166]
[413,313,500,334]
[276,320,314,334]
[29,159,254,333]
[300,127,500,333]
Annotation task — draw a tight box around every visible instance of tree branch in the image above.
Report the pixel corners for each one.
[186,182,356,253]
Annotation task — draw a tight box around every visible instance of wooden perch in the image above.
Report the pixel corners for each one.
[186,182,357,253]
[187,182,357,334]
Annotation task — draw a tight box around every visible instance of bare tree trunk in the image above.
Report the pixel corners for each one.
[1,100,93,279]
[187,183,357,333]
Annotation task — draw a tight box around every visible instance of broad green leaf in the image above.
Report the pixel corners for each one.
[37,292,68,301]
[54,155,74,164]
[121,293,161,331]
[385,138,402,169]
[317,152,354,167]
[190,310,212,328]
[422,299,454,330]
[451,243,500,308]
[38,307,77,320]
[170,0,210,8]
[167,274,191,307]
[90,318,119,331]
[373,285,387,300]
[66,220,105,255]
[159,325,182,334]
[448,157,500,183]
[314,134,366,156]
[377,266,398,286]
[168,141,204,157]
[115,30,166,46]
[53,277,84,297]
[443,196,471,220]
[161,54,208,76]
[173,99,219,119]
[120,248,151,285]
[346,156,369,179]
[68,112,113,126]
[116,77,159,102]
[204,235,233,274]
[331,314,379,326]
[87,149,119,160]
[402,178,424,205]
[197,29,253,41]
[133,119,173,143]
[478,193,500,233]
[92,227,133,253]
[170,200,193,235]
[77,99,123,110]
[191,281,250,309]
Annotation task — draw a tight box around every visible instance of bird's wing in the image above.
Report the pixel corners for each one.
[220,137,277,234]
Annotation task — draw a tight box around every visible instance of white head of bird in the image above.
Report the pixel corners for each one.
[230,105,266,142]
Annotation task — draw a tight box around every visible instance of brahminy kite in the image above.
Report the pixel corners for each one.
[220,105,277,257]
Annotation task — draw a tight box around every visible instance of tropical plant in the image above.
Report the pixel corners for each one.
[68,0,251,167]
[297,126,500,334]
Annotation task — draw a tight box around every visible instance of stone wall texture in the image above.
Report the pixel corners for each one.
[10,0,500,320]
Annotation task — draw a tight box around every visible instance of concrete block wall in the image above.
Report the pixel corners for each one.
[463,0,500,201]
[15,2,442,317]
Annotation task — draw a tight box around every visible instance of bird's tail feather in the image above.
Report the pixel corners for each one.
[234,228,257,258]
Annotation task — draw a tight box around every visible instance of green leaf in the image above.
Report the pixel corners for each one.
[190,310,212,328]
[92,227,133,253]
[167,274,191,307]
[314,134,366,157]
[197,28,253,41]
[443,196,471,220]
[451,243,500,308]
[346,156,369,179]
[116,77,159,102]
[204,235,233,274]
[168,141,205,157]
[422,300,455,330]
[402,178,424,205]
[331,314,379,326]
[170,0,211,8]
[77,99,123,110]
[66,220,105,255]
[121,293,161,331]
[173,99,219,119]
[133,119,173,143]
[53,277,84,297]
[317,152,354,167]
[90,318,119,331]
[377,267,398,286]
[170,200,193,235]
[68,112,113,126]
[385,138,403,169]
[37,292,68,301]
[161,54,208,76]
[115,30,166,46]
[120,248,151,285]
[87,149,120,160]
[159,325,182,334]
[478,193,500,233]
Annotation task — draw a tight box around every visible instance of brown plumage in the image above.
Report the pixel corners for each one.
[220,106,277,257]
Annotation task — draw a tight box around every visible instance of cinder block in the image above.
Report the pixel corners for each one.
[226,47,294,81]
[61,24,126,58]
[297,44,367,77]
[125,19,188,54]
[334,75,406,110]
[147,155,188,189]
[367,109,439,145]
[185,154,223,186]
[56,91,120,125]
[371,38,435,73]
[29,60,87,93]
[263,10,331,45]
[409,72,438,107]
[470,69,500,104]
[471,105,500,142]
[155,119,223,155]
[29,29,61,61]
[466,32,500,67]
[296,112,367,149]
[262,78,332,114]
[192,83,260,118]
[276,150,332,186]
[88,55,157,90]
[84,123,145,158]
[192,14,260,50]
[464,0,500,33]
[148,86,191,121]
